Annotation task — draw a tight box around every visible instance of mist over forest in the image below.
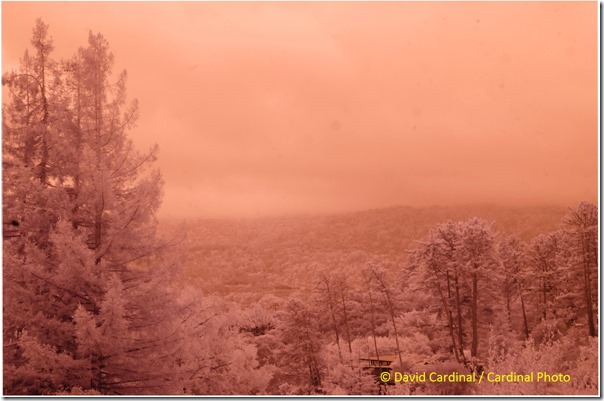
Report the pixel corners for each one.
[2,18,598,396]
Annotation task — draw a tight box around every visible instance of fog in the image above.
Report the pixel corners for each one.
[3,2,597,218]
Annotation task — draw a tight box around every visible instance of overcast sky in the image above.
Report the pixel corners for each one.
[3,2,598,218]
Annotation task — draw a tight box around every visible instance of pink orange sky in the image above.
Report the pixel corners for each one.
[2,2,598,218]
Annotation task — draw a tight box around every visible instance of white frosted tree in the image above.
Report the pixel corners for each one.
[3,20,183,395]
[173,293,274,395]
[455,218,501,358]
[274,298,325,394]
[410,218,502,364]
[498,234,531,339]
[528,232,562,323]
[562,202,598,337]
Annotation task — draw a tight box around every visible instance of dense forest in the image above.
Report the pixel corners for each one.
[2,20,598,396]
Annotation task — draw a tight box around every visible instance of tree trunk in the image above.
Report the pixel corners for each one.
[542,276,547,320]
[369,266,404,370]
[94,194,104,263]
[454,272,466,362]
[305,328,321,391]
[39,50,49,185]
[340,291,353,356]
[93,53,104,264]
[435,274,460,362]
[367,287,381,365]
[520,292,529,340]
[580,232,596,336]
[384,289,403,371]
[324,278,342,361]
[504,277,512,329]
[72,58,83,230]
[541,257,549,320]
[471,272,478,357]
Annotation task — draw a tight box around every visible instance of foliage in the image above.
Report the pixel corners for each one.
[2,18,597,396]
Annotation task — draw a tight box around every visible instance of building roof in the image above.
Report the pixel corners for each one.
[359,354,397,362]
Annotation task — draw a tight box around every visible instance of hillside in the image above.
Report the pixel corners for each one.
[167,204,569,300]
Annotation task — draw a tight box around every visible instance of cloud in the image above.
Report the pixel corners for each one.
[3,2,597,218]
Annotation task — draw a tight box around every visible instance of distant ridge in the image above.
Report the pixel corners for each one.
[165,203,573,298]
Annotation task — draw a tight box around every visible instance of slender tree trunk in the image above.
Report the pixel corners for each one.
[541,256,550,320]
[340,291,353,356]
[519,292,529,340]
[305,328,321,391]
[39,52,49,185]
[72,59,83,229]
[40,135,48,185]
[92,354,105,394]
[93,55,104,264]
[504,277,512,329]
[580,232,596,336]
[324,278,342,361]
[384,290,403,371]
[369,266,403,371]
[24,74,32,165]
[471,271,478,357]
[542,276,547,320]
[94,191,104,262]
[363,270,381,374]
[367,287,381,365]
[435,273,460,362]
[454,273,465,362]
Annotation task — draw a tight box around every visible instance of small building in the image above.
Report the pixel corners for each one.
[359,355,397,385]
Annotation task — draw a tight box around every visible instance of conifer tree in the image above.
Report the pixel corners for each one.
[3,20,180,395]
[562,202,598,337]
